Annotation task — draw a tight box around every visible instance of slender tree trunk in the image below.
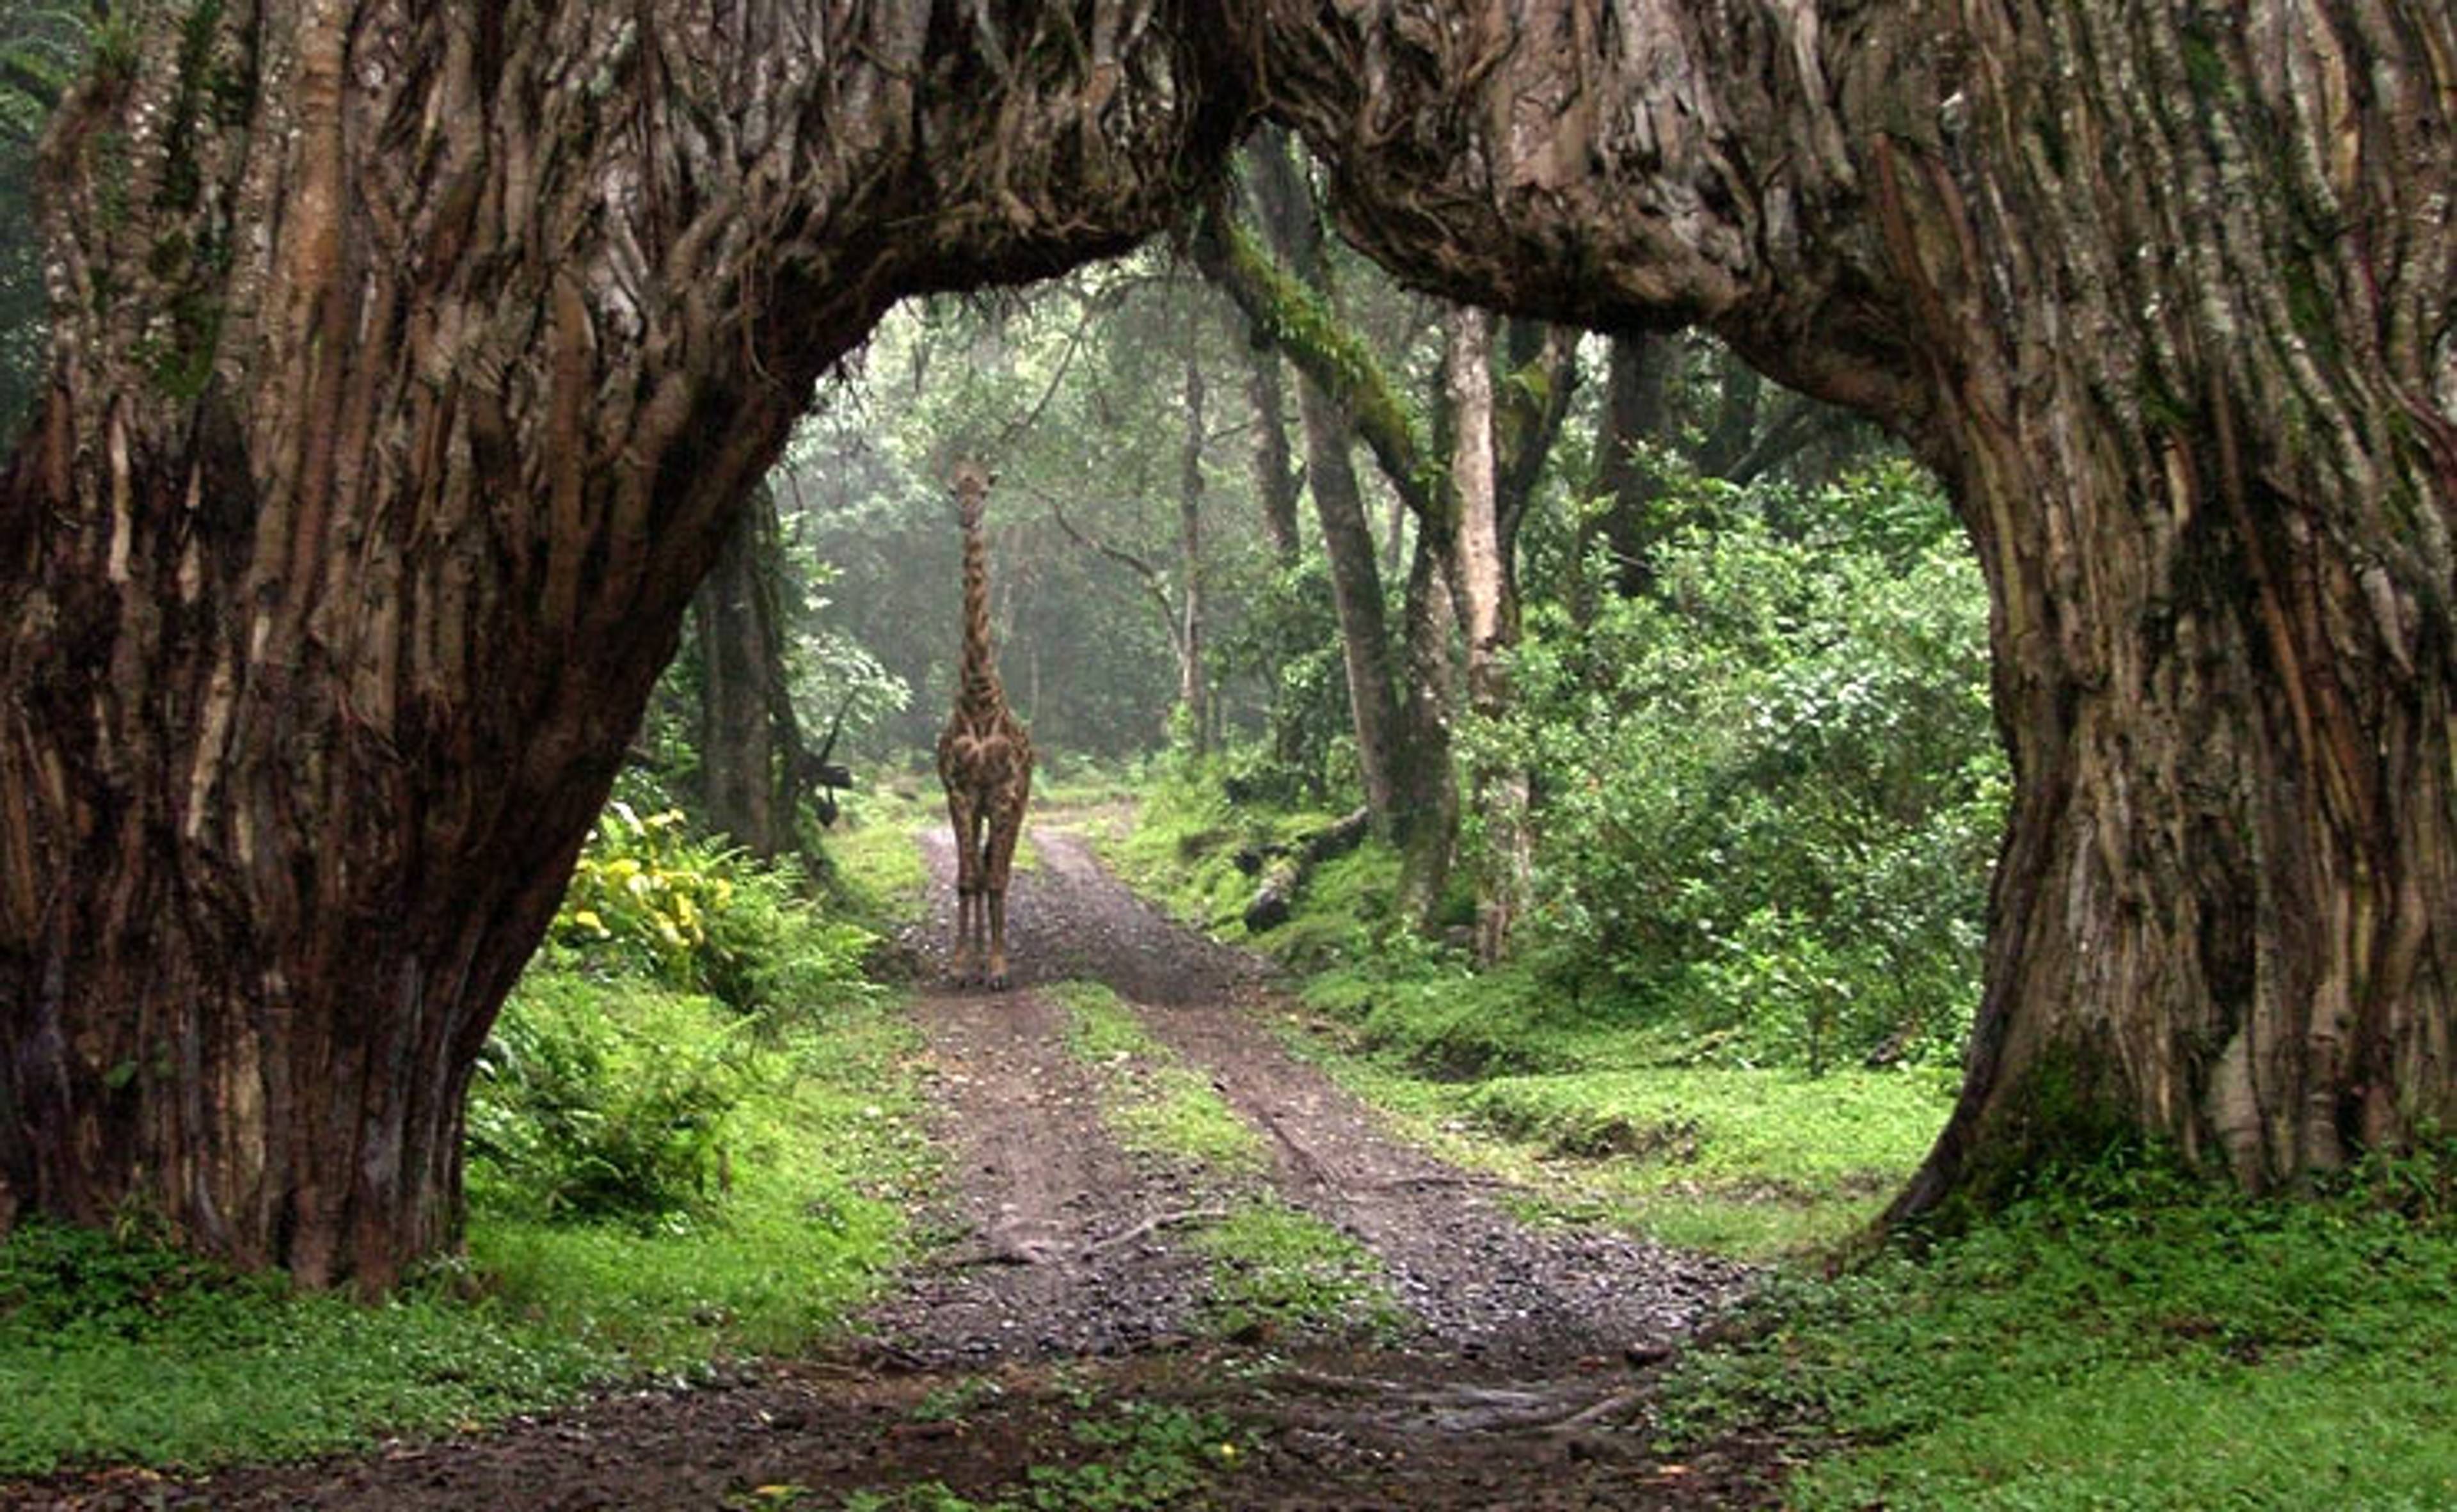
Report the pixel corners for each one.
[695,487,785,857]
[1586,334,1674,603]
[1390,529,1459,929]
[1241,336,1301,566]
[1447,306,1532,962]
[1177,346,1210,752]
[1237,127,1405,830]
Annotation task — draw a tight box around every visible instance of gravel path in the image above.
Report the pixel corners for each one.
[13,813,1783,1511]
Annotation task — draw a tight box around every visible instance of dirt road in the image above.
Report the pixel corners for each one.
[28,820,1780,1509]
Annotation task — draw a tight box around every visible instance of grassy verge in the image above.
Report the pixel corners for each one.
[1305,1047,1943,1257]
[1654,1159,2457,1509]
[827,782,935,927]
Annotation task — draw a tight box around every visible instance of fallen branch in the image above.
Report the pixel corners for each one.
[1079,1205,1228,1259]
[1242,806,1371,932]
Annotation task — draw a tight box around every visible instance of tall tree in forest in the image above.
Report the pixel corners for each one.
[690,480,841,862]
[4,0,2452,1282]
[1218,128,1408,832]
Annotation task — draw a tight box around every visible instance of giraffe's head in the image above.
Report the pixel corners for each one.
[950,460,994,529]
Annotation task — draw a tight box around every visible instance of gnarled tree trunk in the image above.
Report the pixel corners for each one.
[1262,0,2457,1209]
[0,0,1246,1285]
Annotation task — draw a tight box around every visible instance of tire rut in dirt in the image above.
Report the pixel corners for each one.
[852,984,1219,1365]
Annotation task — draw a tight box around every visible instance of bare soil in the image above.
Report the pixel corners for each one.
[11,818,1791,1510]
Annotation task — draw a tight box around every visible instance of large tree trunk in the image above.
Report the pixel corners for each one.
[1264,0,2457,1208]
[0,1,1246,1285]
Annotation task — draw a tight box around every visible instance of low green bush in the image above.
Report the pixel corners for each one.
[466,969,771,1225]
[552,803,878,1017]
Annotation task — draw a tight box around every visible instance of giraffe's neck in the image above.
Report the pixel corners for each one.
[957,512,1005,719]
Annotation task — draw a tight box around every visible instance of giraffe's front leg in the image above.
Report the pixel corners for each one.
[946,794,983,985]
[982,800,1026,992]
[984,887,1011,992]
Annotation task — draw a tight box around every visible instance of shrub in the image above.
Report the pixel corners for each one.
[1486,460,2004,1070]
[465,971,771,1225]
[550,803,877,1018]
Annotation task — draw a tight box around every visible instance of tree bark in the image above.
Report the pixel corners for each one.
[1262,0,2457,1209]
[0,0,1250,1284]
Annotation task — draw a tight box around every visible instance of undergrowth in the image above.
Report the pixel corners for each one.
[1657,1154,2457,1508]
[0,806,928,1478]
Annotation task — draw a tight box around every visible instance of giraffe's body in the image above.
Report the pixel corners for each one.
[937,462,1034,990]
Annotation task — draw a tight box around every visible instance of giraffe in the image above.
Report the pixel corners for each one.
[937,461,1035,990]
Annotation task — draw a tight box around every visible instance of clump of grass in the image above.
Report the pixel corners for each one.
[0,1223,600,1476]
[1191,1200,1404,1342]
[1658,1157,2457,1508]
[1047,980,1268,1179]
[471,985,934,1362]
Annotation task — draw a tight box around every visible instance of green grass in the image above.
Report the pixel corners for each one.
[0,976,933,1478]
[1047,980,1268,1178]
[471,982,934,1362]
[827,783,934,926]
[1099,767,1346,939]
[1294,1042,1941,1257]
[1653,1161,2457,1509]
[1190,1199,1403,1341]
[0,1223,601,1475]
